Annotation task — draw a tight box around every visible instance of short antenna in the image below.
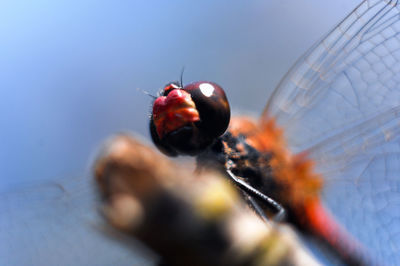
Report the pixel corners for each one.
[180,66,185,88]
[137,87,157,99]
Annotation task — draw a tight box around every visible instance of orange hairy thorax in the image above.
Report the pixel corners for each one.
[227,116,367,264]
[228,116,323,211]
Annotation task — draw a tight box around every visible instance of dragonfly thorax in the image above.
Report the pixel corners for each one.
[196,131,284,217]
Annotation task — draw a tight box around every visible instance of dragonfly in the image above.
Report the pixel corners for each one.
[1,0,400,265]
[150,1,400,265]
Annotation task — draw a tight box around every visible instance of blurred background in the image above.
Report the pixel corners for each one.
[0,0,361,265]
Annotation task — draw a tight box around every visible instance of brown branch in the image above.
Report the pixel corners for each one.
[94,134,321,266]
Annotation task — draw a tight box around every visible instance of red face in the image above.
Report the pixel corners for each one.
[152,88,200,139]
[150,81,230,156]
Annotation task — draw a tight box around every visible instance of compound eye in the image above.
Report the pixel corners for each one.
[183,81,230,139]
[149,116,178,157]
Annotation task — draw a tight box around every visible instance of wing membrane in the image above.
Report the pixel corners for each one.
[321,152,400,264]
[262,0,400,263]
[0,177,152,266]
[263,0,400,153]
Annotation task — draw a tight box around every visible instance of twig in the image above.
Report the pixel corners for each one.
[94,134,321,266]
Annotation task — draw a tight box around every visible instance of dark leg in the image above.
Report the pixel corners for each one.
[226,160,285,222]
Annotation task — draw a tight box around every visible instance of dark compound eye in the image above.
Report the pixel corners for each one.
[182,81,230,140]
[149,81,230,156]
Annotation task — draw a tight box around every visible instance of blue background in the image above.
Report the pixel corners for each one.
[1,1,363,265]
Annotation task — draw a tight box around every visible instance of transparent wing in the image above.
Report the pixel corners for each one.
[0,177,153,266]
[263,0,400,152]
[261,0,400,264]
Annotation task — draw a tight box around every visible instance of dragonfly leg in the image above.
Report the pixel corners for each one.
[225,161,285,222]
[244,192,272,225]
